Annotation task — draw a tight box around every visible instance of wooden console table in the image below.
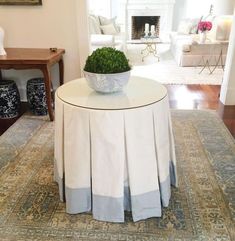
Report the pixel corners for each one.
[0,48,65,121]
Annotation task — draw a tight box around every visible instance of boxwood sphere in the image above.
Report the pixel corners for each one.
[84,47,131,74]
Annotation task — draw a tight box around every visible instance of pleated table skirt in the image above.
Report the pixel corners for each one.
[54,94,177,223]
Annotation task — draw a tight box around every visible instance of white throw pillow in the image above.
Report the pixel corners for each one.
[99,16,116,25]
[90,34,115,46]
[99,16,120,33]
[100,23,119,35]
[177,18,201,35]
[177,20,193,34]
[189,18,201,34]
[89,15,102,34]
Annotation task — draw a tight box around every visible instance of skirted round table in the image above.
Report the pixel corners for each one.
[54,76,177,223]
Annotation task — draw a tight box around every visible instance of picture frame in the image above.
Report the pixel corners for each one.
[0,0,42,5]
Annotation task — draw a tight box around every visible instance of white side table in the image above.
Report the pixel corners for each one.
[127,38,162,61]
[54,76,177,222]
[140,37,162,61]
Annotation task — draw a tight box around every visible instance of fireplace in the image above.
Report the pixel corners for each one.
[126,0,175,40]
[132,16,160,39]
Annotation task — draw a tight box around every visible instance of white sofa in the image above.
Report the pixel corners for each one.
[170,16,232,67]
[170,32,228,67]
[89,15,125,52]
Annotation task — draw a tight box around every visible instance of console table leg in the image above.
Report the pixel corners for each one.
[0,70,2,81]
[210,50,224,75]
[59,58,64,85]
[41,65,54,121]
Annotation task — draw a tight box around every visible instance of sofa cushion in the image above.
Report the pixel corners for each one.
[99,15,115,25]
[177,18,201,35]
[177,20,193,34]
[89,15,102,34]
[99,16,120,33]
[90,34,115,46]
[100,23,119,35]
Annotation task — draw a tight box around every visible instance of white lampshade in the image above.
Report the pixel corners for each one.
[0,27,6,56]
[214,15,233,41]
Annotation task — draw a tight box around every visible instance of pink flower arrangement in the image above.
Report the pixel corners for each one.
[198,21,212,32]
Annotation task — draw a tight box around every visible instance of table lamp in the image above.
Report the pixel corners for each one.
[215,15,233,41]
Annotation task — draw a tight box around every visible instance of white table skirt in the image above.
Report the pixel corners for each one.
[54,92,177,222]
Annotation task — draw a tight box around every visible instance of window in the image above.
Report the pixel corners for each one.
[88,0,111,18]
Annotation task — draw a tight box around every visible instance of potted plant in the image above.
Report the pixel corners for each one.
[84,47,131,93]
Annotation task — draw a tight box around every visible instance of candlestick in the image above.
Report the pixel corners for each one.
[151,25,155,32]
[145,23,149,33]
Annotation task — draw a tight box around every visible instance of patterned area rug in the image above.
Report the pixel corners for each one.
[0,111,234,241]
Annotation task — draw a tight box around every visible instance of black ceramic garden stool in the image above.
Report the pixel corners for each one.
[0,80,20,119]
[26,78,49,116]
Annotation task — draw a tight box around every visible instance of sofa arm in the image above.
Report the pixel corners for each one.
[182,44,191,52]
[90,34,115,46]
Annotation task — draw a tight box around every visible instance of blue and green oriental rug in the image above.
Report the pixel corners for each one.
[0,110,234,241]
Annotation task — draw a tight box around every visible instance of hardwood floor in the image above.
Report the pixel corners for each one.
[0,84,235,137]
[166,84,235,137]
[217,103,235,138]
[167,85,221,110]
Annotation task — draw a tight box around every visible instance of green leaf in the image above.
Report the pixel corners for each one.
[84,47,131,74]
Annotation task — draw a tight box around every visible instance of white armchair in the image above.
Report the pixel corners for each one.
[88,15,125,52]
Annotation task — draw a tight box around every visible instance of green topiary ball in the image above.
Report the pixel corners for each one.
[84,47,131,74]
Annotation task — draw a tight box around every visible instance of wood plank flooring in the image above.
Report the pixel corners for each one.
[167,85,220,110]
[167,84,235,137]
[0,84,235,137]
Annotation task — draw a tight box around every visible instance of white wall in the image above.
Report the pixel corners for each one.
[220,9,235,105]
[111,0,119,18]
[76,0,90,75]
[172,0,234,31]
[0,0,83,100]
[172,0,187,30]
[213,0,234,15]
[88,0,111,18]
